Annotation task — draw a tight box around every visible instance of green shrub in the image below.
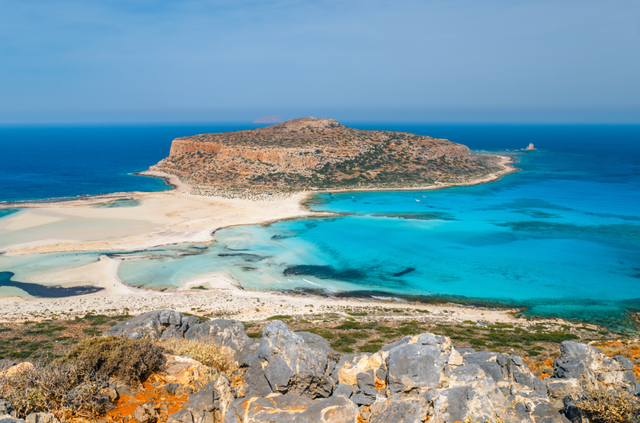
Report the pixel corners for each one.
[267,315,292,320]
[335,321,361,330]
[59,336,166,386]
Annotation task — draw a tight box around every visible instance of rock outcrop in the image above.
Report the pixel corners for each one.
[99,311,640,423]
[4,310,636,423]
[151,117,503,191]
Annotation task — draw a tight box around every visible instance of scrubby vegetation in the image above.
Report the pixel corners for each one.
[0,360,110,420]
[0,313,132,360]
[575,389,640,423]
[60,336,166,386]
[0,337,166,421]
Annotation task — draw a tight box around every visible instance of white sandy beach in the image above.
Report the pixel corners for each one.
[0,159,521,324]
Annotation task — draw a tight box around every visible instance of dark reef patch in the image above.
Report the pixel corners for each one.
[392,267,416,277]
[496,221,640,241]
[283,265,365,281]
[512,209,562,219]
[370,212,458,221]
[0,272,103,298]
[218,253,267,262]
[484,198,573,212]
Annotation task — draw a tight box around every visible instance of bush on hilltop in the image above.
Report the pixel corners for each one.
[59,336,166,386]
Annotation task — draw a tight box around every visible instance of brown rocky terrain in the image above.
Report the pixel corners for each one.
[151,117,506,192]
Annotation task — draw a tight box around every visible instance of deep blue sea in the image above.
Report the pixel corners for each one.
[0,124,268,202]
[1,123,639,331]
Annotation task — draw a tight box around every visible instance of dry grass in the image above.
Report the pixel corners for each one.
[575,389,640,423]
[160,338,243,387]
[594,341,640,361]
[525,351,560,379]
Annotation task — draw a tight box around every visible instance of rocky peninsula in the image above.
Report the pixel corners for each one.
[149,117,510,196]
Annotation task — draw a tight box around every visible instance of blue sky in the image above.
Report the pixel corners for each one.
[1,0,639,123]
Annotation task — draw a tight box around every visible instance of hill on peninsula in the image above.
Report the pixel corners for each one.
[150,117,505,193]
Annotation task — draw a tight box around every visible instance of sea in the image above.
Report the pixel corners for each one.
[1,123,639,331]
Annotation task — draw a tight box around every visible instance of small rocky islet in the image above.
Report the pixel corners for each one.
[1,310,639,423]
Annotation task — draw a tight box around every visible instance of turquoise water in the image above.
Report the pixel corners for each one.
[115,125,640,331]
[1,124,639,331]
[0,209,19,218]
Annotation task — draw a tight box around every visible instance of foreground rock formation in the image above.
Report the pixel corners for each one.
[151,117,505,191]
[2,310,638,423]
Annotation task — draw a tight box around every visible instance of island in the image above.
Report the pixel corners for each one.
[149,117,510,196]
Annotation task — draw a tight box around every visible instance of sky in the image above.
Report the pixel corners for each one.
[1,0,639,123]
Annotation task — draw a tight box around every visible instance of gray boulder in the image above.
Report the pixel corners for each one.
[167,409,194,423]
[133,402,157,423]
[186,375,236,422]
[0,401,12,417]
[508,393,570,423]
[25,414,59,423]
[164,382,193,396]
[423,364,527,423]
[104,310,200,340]
[464,351,546,396]
[384,333,454,394]
[553,341,638,392]
[185,319,255,366]
[543,378,582,410]
[224,394,358,423]
[255,320,334,398]
[369,397,424,423]
[0,418,26,423]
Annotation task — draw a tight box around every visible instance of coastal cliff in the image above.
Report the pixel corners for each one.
[151,117,505,191]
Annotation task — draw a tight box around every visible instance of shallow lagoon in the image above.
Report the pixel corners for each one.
[116,125,640,330]
[1,124,639,331]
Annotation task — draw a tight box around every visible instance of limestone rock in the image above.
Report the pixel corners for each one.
[24,414,59,423]
[384,333,453,394]
[164,382,194,396]
[423,365,526,423]
[224,394,358,423]
[525,143,536,150]
[0,418,26,423]
[255,321,334,398]
[104,310,199,340]
[335,352,387,389]
[167,409,194,423]
[184,319,255,366]
[133,401,157,423]
[0,401,13,417]
[553,341,638,392]
[544,378,582,410]
[463,351,546,396]
[164,354,216,391]
[369,398,424,423]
